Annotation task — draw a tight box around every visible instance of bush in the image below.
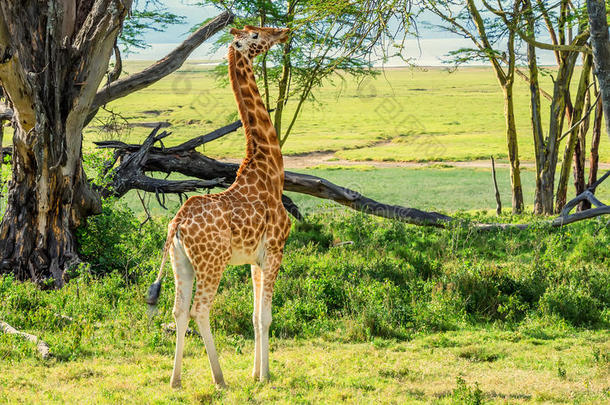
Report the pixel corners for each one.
[77,198,165,280]
[538,284,602,326]
[4,203,605,349]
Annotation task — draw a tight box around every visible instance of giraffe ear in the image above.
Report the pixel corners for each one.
[244,25,256,31]
[230,27,241,35]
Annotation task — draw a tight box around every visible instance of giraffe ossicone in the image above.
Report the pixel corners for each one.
[146,25,291,388]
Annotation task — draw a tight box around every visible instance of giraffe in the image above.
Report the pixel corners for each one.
[146,25,291,389]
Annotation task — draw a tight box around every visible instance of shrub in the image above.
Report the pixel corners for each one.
[539,284,601,326]
[77,198,165,280]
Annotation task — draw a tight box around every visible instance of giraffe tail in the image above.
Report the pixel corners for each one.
[146,221,179,309]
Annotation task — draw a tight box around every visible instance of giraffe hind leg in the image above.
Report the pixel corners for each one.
[190,260,227,388]
[169,235,195,389]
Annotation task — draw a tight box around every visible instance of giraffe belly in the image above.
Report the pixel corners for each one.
[228,240,264,266]
[228,248,256,265]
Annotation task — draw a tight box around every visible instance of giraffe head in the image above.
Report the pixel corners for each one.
[229,25,290,61]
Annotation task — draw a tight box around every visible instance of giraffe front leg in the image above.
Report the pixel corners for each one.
[251,264,262,380]
[258,253,282,382]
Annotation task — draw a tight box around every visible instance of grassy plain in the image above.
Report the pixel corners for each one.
[2,330,608,403]
[85,61,610,163]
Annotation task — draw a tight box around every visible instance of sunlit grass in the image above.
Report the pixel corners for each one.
[1,329,608,404]
[79,62,609,163]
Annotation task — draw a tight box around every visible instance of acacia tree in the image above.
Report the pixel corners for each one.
[203,0,412,146]
[0,3,233,286]
[521,0,592,214]
[426,0,525,214]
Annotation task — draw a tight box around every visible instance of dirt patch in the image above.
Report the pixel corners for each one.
[275,152,610,170]
[129,121,171,128]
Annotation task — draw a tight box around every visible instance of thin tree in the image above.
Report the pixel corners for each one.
[586,0,610,138]
[522,0,591,214]
[426,0,525,214]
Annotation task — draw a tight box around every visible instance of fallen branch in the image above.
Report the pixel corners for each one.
[97,127,450,226]
[0,320,50,359]
[560,171,609,217]
[98,126,225,202]
[85,11,234,126]
[97,127,610,230]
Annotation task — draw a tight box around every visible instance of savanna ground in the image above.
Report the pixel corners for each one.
[0,63,609,404]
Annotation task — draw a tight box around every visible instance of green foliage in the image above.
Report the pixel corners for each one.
[76,198,165,279]
[539,284,602,327]
[119,1,185,53]
[1,206,609,367]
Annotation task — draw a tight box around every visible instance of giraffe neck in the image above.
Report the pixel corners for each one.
[228,46,284,197]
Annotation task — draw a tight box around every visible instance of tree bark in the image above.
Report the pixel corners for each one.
[526,3,546,214]
[556,53,593,212]
[581,96,604,210]
[587,0,610,138]
[0,1,131,286]
[528,10,587,214]
[573,89,591,208]
[503,84,524,213]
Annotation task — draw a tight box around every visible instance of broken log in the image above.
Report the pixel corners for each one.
[0,320,50,359]
[97,126,452,227]
[95,125,610,229]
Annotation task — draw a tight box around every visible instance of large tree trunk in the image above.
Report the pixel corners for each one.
[0,6,232,287]
[587,0,610,138]
[0,1,130,286]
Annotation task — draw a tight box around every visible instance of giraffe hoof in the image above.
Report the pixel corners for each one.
[215,380,227,389]
[170,379,182,389]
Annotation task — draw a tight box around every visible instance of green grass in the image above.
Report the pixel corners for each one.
[1,330,608,403]
[77,62,610,163]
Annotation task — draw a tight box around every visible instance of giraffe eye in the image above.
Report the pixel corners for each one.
[252,33,258,39]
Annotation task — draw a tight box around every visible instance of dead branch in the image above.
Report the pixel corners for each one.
[0,320,50,359]
[98,126,225,201]
[86,11,234,126]
[560,171,610,217]
[96,125,610,230]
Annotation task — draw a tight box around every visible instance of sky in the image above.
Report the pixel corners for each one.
[126,0,557,66]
